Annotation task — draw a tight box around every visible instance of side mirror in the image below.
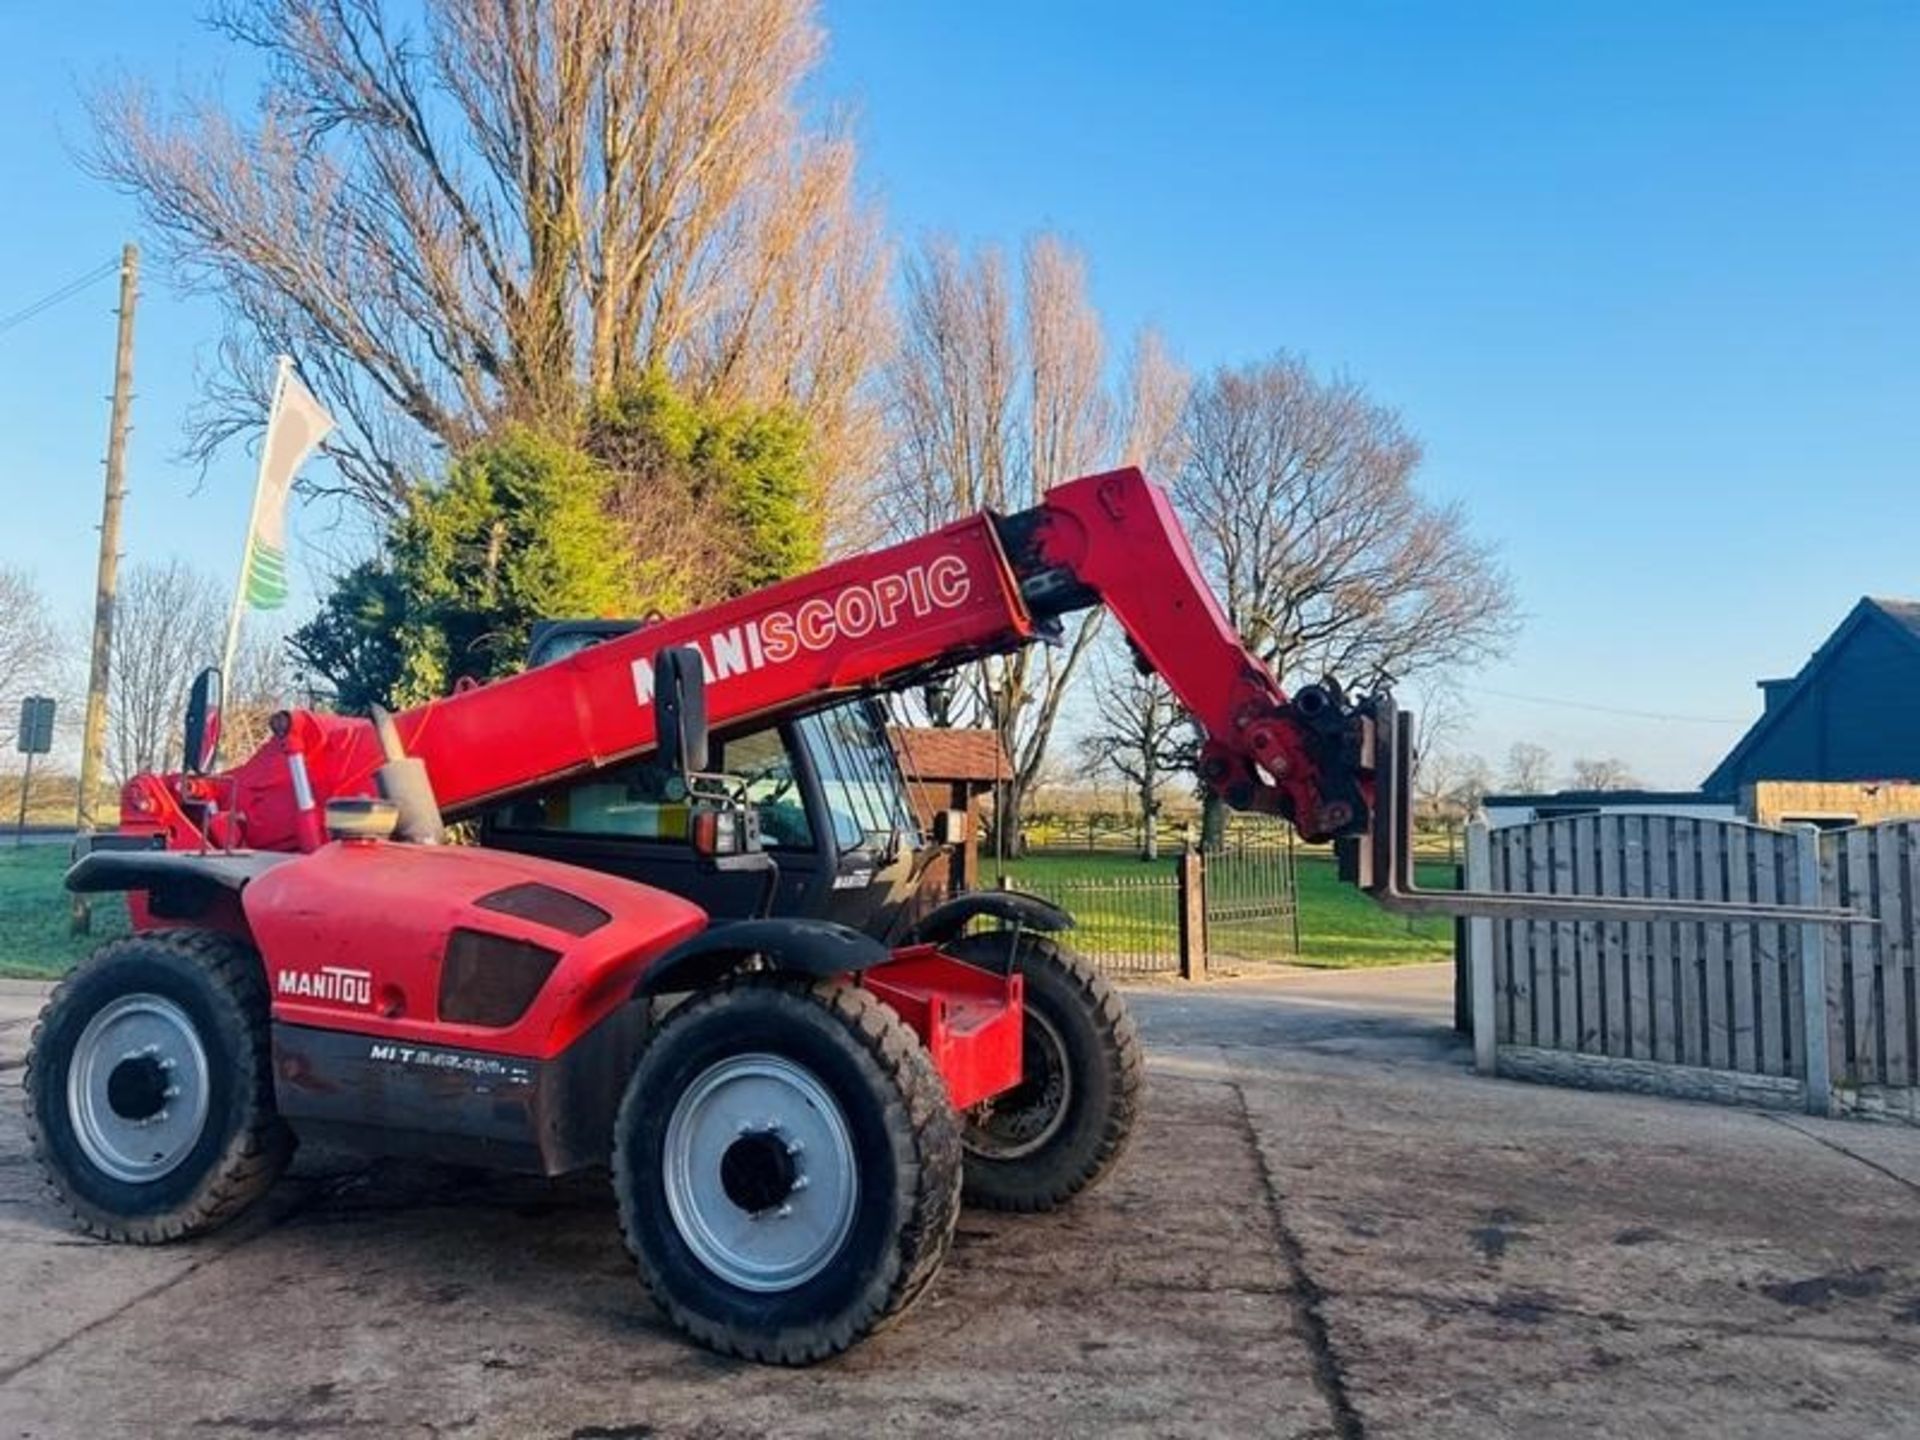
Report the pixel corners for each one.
[652,646,710,776]
[183,667,224,775]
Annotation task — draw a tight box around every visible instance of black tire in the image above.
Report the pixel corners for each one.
[612,975,960,1364]
[946,930,1144,1212]
[23,929,293,1243]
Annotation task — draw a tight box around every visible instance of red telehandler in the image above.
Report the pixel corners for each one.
[24,464,1818,1362]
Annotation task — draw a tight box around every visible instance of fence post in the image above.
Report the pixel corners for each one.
[1178,849,1208,981]
[1466,821,1497,1076]
[1794,825,1833,1117]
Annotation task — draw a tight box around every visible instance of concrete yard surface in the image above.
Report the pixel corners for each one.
[1,966,1917,1438]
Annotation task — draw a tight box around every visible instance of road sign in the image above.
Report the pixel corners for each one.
[16,696,55,755]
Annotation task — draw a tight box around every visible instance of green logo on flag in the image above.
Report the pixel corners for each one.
[245,541,289,610]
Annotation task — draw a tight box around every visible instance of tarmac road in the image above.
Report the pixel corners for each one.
[1,964,1916,1438]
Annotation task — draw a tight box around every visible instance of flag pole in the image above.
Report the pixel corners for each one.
[221,354,291,687]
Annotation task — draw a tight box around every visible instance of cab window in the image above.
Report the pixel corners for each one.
[723,728,814,849]
[490,725,815,850]
[798,704,917,851]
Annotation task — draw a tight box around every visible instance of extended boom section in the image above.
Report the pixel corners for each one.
[120,467,1378,853]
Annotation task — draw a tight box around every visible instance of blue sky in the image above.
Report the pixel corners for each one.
[1,3,1914,785]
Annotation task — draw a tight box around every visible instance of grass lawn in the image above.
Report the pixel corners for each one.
[0,846,128,980]
[1000,850,1456,969]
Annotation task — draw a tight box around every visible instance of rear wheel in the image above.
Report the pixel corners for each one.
[24,930,293,1242]
[613,976,960,1364]
[947,931,1144,1212]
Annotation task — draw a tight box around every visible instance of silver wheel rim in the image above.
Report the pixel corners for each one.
[66,993,212,1184]
[964,1006,1072,1161]
[662,1053,859,1293]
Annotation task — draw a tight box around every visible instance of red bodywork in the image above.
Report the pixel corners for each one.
[242,841,705,1060]
[113,466,1370,1116]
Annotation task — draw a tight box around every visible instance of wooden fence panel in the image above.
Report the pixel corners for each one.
[1524,823,1548,1045]
[1896,829,1912,1090]
[1848,828,1876,1083]
[1506,826,1533,1047]
[1465,815,1920,1118]
[1599,815,1629,1057]
[1702,821,1731,1071]
[1727,824,1757,1073]
[1871,826,1903,1086]
[1627,814,1654,1060]
[1813,819,1920,1095]
[1675,821,1704,1067]
[1782,828,1809,1078]
[1822,833,1850,1086]
[1647,817,1677,1063]
[1576,816,1602,1053]
[1551,821,1578,1050]
[1752,833,1783,1075]
[1468,814,1826,1085]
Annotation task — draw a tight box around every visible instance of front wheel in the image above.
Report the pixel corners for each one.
[24,930,293,1243]
[946,931,1145,1212]
[613,976,960,1364]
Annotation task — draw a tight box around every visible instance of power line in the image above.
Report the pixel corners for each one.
[1476,686,1745,726]
[0,256,121,339]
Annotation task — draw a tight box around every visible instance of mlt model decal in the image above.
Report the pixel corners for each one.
[631,555,974,706]
[277,965,373,1006]
[367,1042,535,1087]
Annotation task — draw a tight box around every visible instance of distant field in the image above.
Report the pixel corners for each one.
[0,846,127,979]
[999,850,1456,969]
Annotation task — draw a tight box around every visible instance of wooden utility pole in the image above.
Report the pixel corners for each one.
[73,243,138,931]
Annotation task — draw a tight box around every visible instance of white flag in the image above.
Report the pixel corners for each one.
[242,361,334,611]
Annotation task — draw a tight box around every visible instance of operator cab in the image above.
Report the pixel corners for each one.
[478,620,934,938]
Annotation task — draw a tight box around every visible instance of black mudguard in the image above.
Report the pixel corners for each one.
[897,889,1074,947]
[635,917,892,996]
[65,849,293,921]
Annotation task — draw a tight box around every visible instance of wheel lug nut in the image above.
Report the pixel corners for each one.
[163,1085,181,1100]
[786,1140,804,1156]
[790,1175,809,1192]
[776,1203,793,1219]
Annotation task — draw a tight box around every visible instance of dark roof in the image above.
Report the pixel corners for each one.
[889,727,1011,783]
[1702,597,1920,795]
[1872,597,1920,643]
[1483,790,1729,808]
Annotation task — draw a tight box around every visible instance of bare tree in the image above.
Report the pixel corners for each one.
[1568,756,1642,791]
[91,0,889,520]
[1177,355,1517,692]
[1504,740,1554,792]
[1175,355,1516,842]
[1408,677,1471,779]
[1078,649,1192,861]
[1414,748,1493,827]
[109,563,223,783]
[1454,753,1494,815]
[109,561,293,782]
[0,566,58,726]
[885,232,1188,846]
